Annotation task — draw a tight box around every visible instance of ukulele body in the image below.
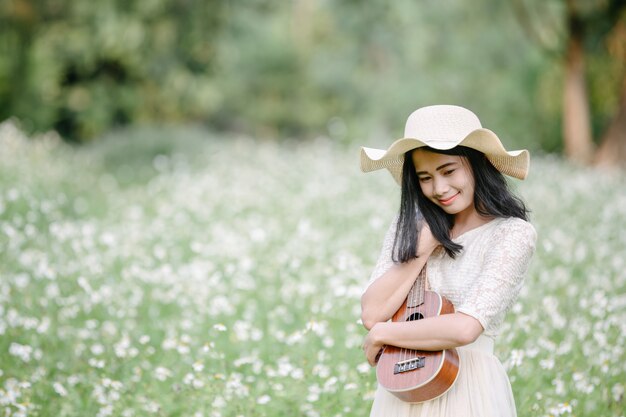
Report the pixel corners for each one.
[375,290,460,403]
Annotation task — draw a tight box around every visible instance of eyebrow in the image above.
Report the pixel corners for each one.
[415,162,457,176]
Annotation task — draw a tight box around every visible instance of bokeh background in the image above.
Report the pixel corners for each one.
[1,1,625,417]
[1,0,625,160]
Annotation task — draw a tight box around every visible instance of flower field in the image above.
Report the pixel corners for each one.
[1,121,624,417]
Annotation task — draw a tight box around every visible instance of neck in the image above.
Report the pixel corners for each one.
[452,208,493,238]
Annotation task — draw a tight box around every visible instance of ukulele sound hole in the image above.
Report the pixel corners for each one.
[406,312,424,321]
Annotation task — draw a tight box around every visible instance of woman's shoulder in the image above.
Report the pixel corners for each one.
[497,216,536,233]
[490,216,537,246]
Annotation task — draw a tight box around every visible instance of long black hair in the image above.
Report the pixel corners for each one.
[392,146,529,263]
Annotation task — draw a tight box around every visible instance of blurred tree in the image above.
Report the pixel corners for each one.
[0,0,546,145]
[594,10,626,167]
[2,0,608,154]
[0,0,225,141]
[513,0,626,166]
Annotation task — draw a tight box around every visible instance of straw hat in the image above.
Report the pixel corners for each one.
[360,105,529,184]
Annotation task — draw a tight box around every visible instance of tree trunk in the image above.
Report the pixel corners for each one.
[594,76,626,167]
[562,2,594,164]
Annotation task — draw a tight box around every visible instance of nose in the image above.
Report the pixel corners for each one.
[432,176,449,198]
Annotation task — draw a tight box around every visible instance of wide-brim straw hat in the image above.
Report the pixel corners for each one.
[360,105,529,184]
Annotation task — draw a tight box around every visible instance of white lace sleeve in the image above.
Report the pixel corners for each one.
[455,219,537,331]
[363,216,399,293]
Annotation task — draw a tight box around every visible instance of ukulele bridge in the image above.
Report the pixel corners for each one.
[394,356,426,374]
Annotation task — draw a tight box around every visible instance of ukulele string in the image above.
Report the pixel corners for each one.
[401,280,412,364]
[399,266,425,366]
[401,273,421,361]
[410,276,419,362]
[412,267,422,361]
[402,276,417,365]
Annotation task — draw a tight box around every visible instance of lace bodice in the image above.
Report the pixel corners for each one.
[366,216,537,337]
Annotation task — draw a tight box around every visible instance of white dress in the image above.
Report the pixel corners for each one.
[365,216,537,417]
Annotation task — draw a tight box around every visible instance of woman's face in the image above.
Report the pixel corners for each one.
[411,149,476,218]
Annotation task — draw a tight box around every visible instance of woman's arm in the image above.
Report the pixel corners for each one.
[361,256,429,330]
[361,224,439,330]
[362,219,537,366]
[362,313,483,366]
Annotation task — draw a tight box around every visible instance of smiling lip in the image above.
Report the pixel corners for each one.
[438,193,459,206]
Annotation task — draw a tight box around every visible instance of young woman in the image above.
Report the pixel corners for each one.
[359,105,536,417]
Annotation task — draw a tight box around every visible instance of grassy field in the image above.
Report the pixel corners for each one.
[1,120,625,417]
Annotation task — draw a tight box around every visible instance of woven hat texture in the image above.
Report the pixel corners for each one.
[360,105,529,184]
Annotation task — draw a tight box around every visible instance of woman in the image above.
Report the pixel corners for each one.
[359,105,536,417]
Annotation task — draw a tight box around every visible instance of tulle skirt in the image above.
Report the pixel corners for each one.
[369,336,516,417]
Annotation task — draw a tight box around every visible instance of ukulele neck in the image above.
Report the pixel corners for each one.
[406,266,427,308]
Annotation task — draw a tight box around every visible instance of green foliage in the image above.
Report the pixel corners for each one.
[0,0,225,141]
[0,1,624,148]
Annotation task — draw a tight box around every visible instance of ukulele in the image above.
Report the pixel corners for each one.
[375,266,460,403]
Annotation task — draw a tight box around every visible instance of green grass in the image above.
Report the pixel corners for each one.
[1,120,625,417]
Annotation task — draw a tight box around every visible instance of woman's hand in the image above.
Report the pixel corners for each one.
[362,323,386,366]
[418,221,440,257]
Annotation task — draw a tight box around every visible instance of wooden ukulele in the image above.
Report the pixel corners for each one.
[375,266,460,403]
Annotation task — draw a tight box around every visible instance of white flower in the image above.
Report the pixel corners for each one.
[612,383,624,402]
[213,323,227,332]
[91,344,105,355]
[154,367,172,381]
[143,400,160,413]
[162,338,177,350]
[67,375,81,386]
[357,363,370,374]
[257,395,271,405]
[88,358,106,369]
[552,377,565,396]
[177,344,190,355]
[572,372,594,394]
[322,337,335,348]
[291,368,304,380]
[539,358,554,370]
[9,343,33,362]
[212,396,226,408]
[97,405,114,417]
[508,349,524,367]
[323,376,338,392]
[307,384,321,402]
[233,321,251,341]
[313,364,330,378]
[53,382,68,397]
[547,402,572,416]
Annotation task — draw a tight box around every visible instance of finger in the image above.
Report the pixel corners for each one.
[367,349,378,367]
